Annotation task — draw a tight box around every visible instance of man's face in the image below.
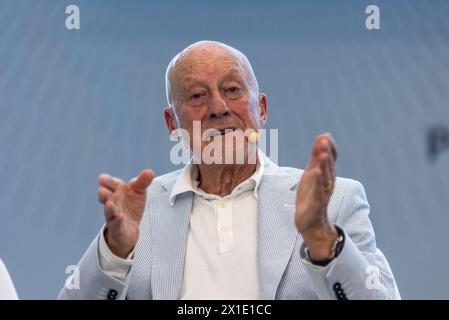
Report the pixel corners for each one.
[167,48,266,164]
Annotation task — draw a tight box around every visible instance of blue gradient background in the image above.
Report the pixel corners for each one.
[0,0,448,299]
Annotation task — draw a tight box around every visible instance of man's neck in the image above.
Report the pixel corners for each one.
[197,161,258,197]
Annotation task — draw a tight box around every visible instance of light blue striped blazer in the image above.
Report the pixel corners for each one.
[59,156,400,300]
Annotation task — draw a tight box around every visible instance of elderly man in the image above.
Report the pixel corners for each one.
[59,41,399,300]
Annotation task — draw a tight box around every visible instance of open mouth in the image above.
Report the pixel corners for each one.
[205,127,237,138]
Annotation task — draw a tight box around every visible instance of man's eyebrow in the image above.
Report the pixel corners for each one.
[219,71,246,86]
[182,79,209,91]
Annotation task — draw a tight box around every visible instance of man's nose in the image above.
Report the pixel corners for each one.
[208,93,229,118]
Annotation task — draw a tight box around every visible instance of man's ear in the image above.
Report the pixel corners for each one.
[258,93,268,127]
[163,106,178,137]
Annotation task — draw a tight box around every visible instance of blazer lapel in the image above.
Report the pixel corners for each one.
[257,174,300,299]
[151,185,193,299]
[149,155,302,300]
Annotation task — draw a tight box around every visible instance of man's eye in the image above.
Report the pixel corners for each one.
[190,93,203,99]
[226,87,240,93]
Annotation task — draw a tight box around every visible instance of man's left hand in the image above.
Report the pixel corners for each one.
[295,133,339,261]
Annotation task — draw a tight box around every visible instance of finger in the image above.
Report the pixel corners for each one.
[311,135,327,157]
[323,134,337,185]
[326,150,335,185]
[309,135,329,169]
[104,200,123,223]
[98,187,114,204]
[329,159,335,186]
[130,169,154,194]
[319,152,330,187]
[99,174,123,192]
[320,151,335,195]
[323,132,338,161]
[310,166,324,191]
[328,148,336,183]
[321,137,334,173]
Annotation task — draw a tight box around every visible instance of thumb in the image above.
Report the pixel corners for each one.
[129,169,154,194]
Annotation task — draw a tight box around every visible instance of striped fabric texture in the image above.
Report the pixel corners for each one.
[58,155,399,300]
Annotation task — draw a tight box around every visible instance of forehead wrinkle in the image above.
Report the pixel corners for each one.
[176,59,250,94]
[166,41,259,105]
[181,68,247,88]
[179,54,244,75]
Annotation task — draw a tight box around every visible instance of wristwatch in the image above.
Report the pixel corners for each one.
[305,225,345,267]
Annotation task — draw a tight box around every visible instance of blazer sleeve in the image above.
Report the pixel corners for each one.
[57,230,130,300]
[299,179,401,300]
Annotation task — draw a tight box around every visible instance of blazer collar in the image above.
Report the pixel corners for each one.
[167,150,267,205]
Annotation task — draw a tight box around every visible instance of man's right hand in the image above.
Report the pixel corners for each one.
[98,169,154,259]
